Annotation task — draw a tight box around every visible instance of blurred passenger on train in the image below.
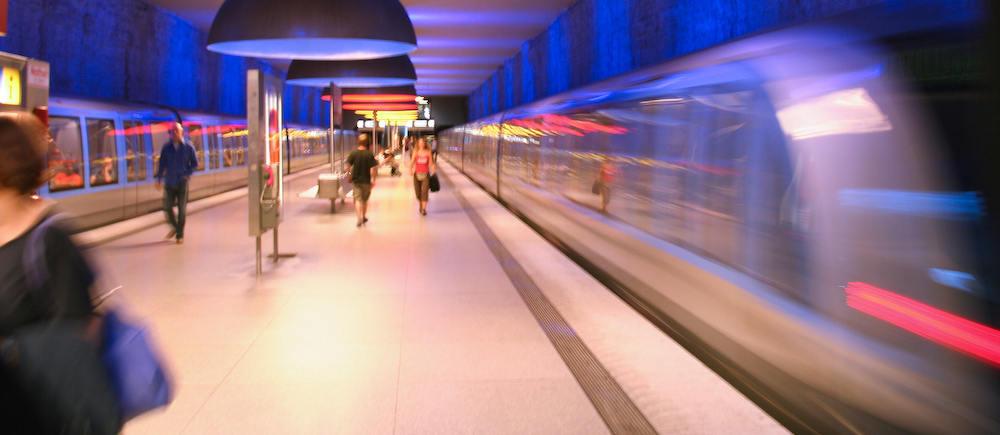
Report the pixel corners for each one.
[125,148,136,180]
[596,157,617,213]
[410,137,435,216]
[155,122,198,244]
[346,133,378,227]
[90,157,116,186]
[0,115,102,434]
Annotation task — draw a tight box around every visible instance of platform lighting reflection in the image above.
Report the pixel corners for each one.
[111,122,247,137]
[846,282,1000,366]
[776,88,892,139]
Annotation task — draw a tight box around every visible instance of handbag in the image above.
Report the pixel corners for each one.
[102,305,174,422]
[429,173,440,192]
[19,214,173,425]
[592,180,600,195]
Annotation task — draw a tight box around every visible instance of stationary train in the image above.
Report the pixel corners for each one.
[441,5,999,434]
[39,95,354,229]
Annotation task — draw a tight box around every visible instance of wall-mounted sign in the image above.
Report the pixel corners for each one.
[1,66,21,105]
[27,62,49,89]
[0,0,8,37]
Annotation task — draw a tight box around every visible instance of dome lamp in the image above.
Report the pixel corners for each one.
[287,56,417,88]
[207,0,417,60]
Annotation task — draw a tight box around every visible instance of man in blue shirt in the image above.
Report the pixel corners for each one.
[155,122,198,244]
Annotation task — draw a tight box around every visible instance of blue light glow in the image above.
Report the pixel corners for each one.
[411,56,510,65]
[929,268,977,292]
[417,38,528,49]
[838,190,985,221]
[406,10,554,27]
[207,39,417,60]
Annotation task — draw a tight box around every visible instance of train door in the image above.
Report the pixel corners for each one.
[121,119,143,218]
[147,119,172,213]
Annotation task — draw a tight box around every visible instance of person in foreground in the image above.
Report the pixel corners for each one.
[409,137,435,216]
[154,122,198,244]
[0,115,100,434]
[346,133,378,227]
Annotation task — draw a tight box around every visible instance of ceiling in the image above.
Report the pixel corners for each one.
[143,0,578,96]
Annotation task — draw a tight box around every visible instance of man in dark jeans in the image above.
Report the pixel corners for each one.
[346,133,378,228]
[155,122,198,244]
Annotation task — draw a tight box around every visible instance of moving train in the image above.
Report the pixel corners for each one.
[39,95,353,230]
[441,5,998,434]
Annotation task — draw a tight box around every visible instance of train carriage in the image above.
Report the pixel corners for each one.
[441,7,999,434]
[41,95,344,230]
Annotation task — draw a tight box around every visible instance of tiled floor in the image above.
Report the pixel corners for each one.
[78,161,789,434]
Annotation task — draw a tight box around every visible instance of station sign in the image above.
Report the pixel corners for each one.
[0,66,20,105]
[27,62,49,89]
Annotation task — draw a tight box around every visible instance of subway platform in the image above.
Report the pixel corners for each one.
[77,160,790,435]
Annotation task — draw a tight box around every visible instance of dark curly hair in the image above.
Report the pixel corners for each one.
[0,115,46,194]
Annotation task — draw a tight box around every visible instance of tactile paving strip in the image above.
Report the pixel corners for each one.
[444,171,657,435]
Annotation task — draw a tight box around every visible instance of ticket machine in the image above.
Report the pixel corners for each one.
[0,51,49,120]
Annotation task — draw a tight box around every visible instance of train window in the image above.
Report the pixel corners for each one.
[47,116,84,192]
[237,135,247,166]
[86,118,118,187]
[206,128,219,169]
[134,122,148,181]
[222,132,234,167]
[211,130,221,169]
[123,121,148,182]
[187,123,206,171]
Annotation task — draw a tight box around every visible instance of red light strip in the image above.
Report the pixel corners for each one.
[342,94,417,103]
[342,103,418,111]
[846,282,1000,366]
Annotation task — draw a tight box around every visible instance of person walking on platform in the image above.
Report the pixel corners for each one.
[155,122,198,244]
[346,133,378,227]
[409,137,435,216]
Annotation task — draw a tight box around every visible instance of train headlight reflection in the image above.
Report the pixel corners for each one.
[776,88,892,139]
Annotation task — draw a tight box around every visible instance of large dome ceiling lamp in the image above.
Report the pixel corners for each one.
[207,0,417,60]
[287,56,417,88]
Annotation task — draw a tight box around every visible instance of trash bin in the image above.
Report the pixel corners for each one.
[318,173,340,212]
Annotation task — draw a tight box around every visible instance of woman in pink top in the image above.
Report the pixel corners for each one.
[409,137,435,215]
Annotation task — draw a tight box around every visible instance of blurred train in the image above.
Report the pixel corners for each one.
[39,95,356,230]
[441,4,999,434]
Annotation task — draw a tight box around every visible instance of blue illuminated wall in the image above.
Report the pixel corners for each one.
[0,0,326,126]
[469,0,983,119]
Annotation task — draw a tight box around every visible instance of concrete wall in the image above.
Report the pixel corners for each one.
[0,0,327,126]
[469,0,981,120]
[428,96,468,132]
